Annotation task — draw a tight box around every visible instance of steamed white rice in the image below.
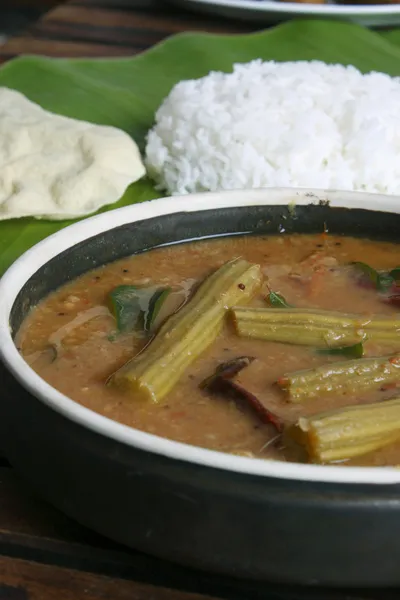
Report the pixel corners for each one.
[145,60,400,196]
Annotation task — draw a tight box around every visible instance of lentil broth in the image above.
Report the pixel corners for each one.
[17,234,400,466]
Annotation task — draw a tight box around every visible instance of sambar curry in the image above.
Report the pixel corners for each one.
[17,233,400,466]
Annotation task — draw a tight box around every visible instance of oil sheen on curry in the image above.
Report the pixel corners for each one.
[17,234,400,467]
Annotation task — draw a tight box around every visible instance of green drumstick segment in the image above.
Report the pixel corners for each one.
[286,397,400,463]
[110,258,262,403]
[277,354,400,403]
[231,307,400,348]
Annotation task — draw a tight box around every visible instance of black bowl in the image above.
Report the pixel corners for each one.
[1,188,400,587]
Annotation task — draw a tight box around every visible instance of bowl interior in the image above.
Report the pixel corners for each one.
[3,192,400,486]
[9,202,400,335]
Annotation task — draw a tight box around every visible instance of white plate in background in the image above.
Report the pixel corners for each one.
[169,0,400,26]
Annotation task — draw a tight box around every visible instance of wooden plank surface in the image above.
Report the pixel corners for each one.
[0,555,221,600]
[4,1,60,7]
[0,0,256,62]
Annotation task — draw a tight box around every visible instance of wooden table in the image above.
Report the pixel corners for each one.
[3,455,400,600]
[0,0,255,62]
[0,1,400,598]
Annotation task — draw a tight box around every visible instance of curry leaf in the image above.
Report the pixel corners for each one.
[108,285,152,333]
[351,262,395,292]
[318,342,365,359]
[144,288,172,332]
[144,287,187,333]
[389,267,400,282]
[267,291,292,308]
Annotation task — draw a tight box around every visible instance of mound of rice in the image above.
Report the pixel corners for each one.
[145,60,400,196]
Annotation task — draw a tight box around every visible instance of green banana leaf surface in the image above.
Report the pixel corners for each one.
[0,19,399,275]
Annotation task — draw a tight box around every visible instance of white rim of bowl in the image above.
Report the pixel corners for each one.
[1,187,400,486]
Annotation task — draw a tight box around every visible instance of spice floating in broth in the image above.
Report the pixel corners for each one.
[386,295,400,308]
[200,357,283,433]
[199,356,255,389]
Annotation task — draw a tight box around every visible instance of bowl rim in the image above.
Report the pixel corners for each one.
[2,186,400,486]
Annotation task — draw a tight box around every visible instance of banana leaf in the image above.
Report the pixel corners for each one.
[0,19,399,275]
[383,29,400,47]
